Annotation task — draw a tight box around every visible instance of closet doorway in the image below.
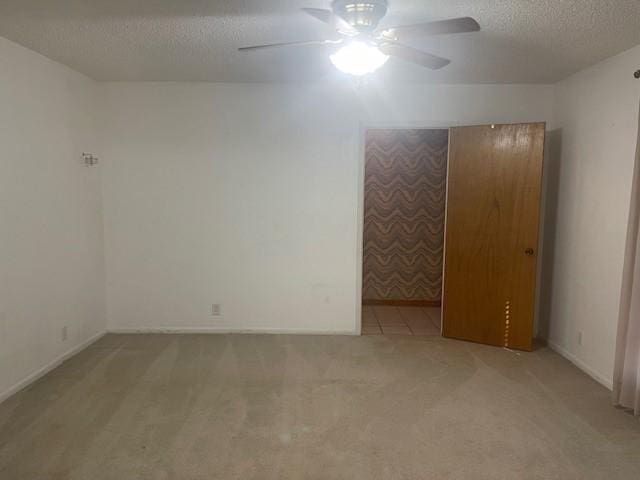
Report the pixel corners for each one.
[361,128,448,336]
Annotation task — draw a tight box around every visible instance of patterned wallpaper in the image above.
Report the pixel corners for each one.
[363,129,449,303]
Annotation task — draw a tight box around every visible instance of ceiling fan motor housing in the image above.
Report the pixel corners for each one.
[331,0,388,32]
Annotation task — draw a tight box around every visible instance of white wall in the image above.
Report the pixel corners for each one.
[0,37,106,401]
[543,45,640,389]
[99,81,554,334]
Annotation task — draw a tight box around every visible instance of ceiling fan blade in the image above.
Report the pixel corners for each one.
[238,39,338,51]
[382,17,480,41]
[379,42,451,70]
[301,8,359,36]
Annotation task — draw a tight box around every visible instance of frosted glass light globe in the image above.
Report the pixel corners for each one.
[330,41,389,76]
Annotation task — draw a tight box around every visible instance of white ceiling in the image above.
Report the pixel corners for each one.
[0,0,638,83]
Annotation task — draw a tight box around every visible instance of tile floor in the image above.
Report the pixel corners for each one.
[362,305,441,335]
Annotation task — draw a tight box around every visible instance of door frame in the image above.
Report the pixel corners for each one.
[355,121,547,338]
[356,121,454,335]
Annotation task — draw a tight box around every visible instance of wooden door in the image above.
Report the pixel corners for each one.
[442,123,545,351]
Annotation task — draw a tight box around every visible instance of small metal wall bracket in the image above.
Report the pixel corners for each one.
[82,153,99,166]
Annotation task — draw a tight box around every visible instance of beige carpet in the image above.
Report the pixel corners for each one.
[1,334,639,479]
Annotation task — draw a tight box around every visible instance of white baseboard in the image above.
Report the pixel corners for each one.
[0,331,106,404]
[108,327,359,336]
[547,340,613,390]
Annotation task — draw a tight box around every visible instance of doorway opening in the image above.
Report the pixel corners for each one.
[361,128,448,335]
[360,123,545,351]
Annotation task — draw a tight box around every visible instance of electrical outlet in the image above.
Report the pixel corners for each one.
[578,331,583,346]
[211,304,222,316]
[62,325,68,341]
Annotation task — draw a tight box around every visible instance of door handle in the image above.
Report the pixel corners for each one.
[524,248,535,256]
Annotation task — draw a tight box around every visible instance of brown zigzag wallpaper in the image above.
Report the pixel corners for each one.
[363,129,449,303]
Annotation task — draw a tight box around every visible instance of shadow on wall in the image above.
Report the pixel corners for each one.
[537,129,563,340]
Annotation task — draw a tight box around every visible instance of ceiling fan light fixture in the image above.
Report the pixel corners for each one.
[330,41,389,76]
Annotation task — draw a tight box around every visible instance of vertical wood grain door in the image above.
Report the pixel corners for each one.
[442,123,545,351]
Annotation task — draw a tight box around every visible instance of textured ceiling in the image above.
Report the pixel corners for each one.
[0,0,639,83]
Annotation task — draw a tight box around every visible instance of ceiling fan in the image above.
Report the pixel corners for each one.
[238,0,480,76]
